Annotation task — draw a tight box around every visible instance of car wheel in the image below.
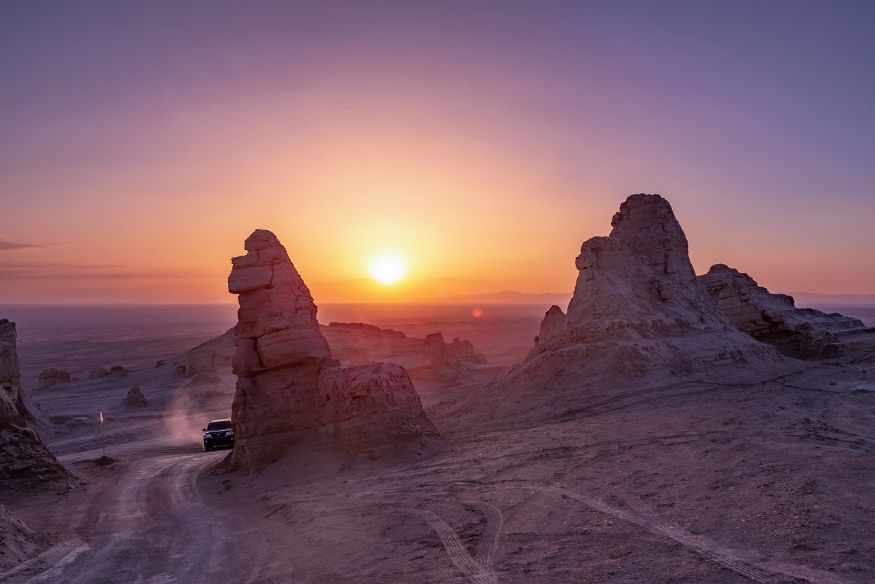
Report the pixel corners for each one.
[204,443,211,452]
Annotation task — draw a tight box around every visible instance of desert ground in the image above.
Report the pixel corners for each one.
[1,302,874,584]
[3,198,875,584]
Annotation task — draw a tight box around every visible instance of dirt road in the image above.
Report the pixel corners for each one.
[1,446,285,584]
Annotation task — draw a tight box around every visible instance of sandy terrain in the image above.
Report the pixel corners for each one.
[2,313,874,583]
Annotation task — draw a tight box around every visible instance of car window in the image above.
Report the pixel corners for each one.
[207,421,232,430]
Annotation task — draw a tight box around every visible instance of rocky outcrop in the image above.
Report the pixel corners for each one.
[321,323,416,368]
[37,368,72,390]
[227,230,443,471]
[520,194,784,384]
[186,328,234,375]
[185,319,493,389]
[0,320,70,490]
[88,365,126,380]
[123,386,149,407]
[88,367,109,379]
[326,322,406,339]
[181,327,235,390]
[698,264,866,359]
[534,305,567,347]
[0,320,22,426]
[317,362,445,456]
[564,194,732,337]
[322,324,490,377]
[423,332,488,379]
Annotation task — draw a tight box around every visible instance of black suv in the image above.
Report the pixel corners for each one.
[202,419,235,451]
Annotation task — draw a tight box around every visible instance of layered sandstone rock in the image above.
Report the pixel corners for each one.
[698,264,866,359]
[317,362,444,456]
[565,194,730,337]
[0,319,70,489]
[534,305,567,347]
[187,327,234,375]
[227,230,443,471]
[521,194,783,382]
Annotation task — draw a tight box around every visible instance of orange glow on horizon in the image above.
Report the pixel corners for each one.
[369,254,406,285]
[3,54,874,304]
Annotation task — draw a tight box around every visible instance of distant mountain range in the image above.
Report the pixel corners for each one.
[790,292,875,306]
[430,290,571,305]
[429,290,875,307]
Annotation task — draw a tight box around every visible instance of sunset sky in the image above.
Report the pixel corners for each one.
[2,2,873,304]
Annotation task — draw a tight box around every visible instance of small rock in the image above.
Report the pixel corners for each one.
[88,367,110,379]
[108,365,127,377]
[37,368,72,389]
[123,386,149,407]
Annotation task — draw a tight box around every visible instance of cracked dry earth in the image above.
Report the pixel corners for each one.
[4,358,874,583]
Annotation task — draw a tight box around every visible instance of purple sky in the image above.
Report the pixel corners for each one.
[1,1,873,303]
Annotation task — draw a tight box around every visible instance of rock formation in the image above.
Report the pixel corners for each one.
[317,362,444,457]
[88,367,110,379]
[227,229,443,471]
[423,332,488,379]
[182,320,494,400]
[321,323,409,366]
[0,319,70,490]
[37,368,72,390]
[521,194,784,384]
[327,322,406,339]
[565,194,731,336]
[322,324,490,378]
[186,327,234,375]
[109,365,127,376]
[123,386,149,407]
[698,264,866,359]
[88,365,127,380]
[534,305,567,347]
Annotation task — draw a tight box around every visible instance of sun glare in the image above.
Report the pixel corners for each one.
[369,254,406,285]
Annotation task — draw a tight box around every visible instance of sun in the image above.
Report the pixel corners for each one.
[369,254,406,285]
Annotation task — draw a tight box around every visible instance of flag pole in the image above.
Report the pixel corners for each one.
[99,411,105,457]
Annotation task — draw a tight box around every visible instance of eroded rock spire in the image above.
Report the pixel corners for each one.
[0,319,71,489]
[227,230,444,471]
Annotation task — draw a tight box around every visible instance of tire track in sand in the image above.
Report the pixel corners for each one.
[618,492,851,584]
[0,538,91,583]
[528,484,851,584]
[407,502,503,584]
[471,502,503,572]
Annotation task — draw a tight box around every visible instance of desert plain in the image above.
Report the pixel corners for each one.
[1,195,874,584]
